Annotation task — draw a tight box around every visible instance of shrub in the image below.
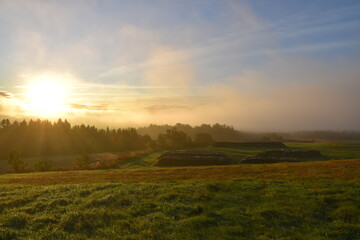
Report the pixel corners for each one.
[34,159,52,172]
[74,154,91,170]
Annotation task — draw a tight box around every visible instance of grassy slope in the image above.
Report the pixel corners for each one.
[0,179,359,239]
[0,160,360,239]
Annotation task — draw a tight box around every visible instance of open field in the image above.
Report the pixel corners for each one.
[286,141,360,160]
[0,142,359,239]
[0,159,360,239]
[1,141,359,172]
[194,141,360,162]
[0,159,359,185]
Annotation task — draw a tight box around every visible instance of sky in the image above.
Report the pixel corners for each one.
[0,0,359,131]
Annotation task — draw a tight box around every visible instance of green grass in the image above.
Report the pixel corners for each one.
[287,142,360,159]
[193,141,360,163]
[0,180,359,240]
[0,141,359,239]
[120,152,162,169]
[1,141,359,172]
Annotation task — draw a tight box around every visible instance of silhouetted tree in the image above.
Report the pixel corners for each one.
[194,133,214,147]
[158,128,192,150]
[8,150,26,173]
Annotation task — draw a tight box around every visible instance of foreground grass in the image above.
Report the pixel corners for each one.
[0,179,359,240]
[1,159,359,239]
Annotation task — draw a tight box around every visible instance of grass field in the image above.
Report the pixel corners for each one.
[286,141,360,159]
[1,179,360,240]
[0,142,359,239]
[0,159,359,185]
[1,141,360,172]
[114,141,360,169]
[0,159,360,239]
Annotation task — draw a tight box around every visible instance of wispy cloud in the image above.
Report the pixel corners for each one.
[0,91,13,98]
[145,105,193,114]
[68,103,109,111]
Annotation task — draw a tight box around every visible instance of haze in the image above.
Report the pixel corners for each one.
[0,0,359,131]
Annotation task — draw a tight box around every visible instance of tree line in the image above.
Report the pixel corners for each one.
[0,119,217,162]
[0,119,151,159]
[2,118,359,163]
[137,123,242,141]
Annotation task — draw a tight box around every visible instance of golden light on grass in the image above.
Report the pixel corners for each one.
[23,74,69,117]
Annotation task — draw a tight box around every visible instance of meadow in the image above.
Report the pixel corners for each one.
[2,141,359,172]
[0,158,359,239]
[0,141,360,173]
[0,142,359,239]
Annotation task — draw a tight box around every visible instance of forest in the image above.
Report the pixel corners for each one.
[1,118,359,161]
[0,119,233,159]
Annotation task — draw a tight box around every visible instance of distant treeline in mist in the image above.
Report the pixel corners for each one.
[0,119,359,159]
[138,123,360,142]
[137,123,242,141]
[0,119,232,159]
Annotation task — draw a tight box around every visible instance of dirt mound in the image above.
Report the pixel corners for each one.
[156,151,232,167]
[213,141,287,148]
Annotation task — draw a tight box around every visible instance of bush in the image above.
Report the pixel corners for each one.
[74,154,91,170]
[34,159,52,172]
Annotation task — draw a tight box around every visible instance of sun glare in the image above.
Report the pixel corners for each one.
[24,78,68,117]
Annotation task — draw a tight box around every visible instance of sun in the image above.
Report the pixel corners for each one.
[24,78,68,117]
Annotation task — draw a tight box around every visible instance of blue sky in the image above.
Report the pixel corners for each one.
[0,0,359,130]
